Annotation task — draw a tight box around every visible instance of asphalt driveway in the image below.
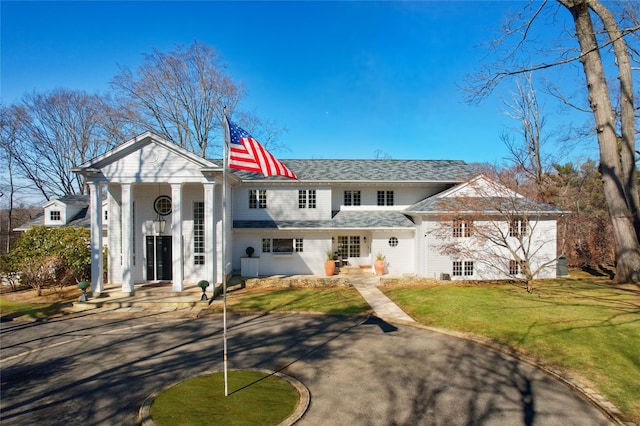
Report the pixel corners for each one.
[0,312,612,425]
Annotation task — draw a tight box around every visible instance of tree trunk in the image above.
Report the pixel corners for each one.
[560,0,640,282]
[587,0,640,237]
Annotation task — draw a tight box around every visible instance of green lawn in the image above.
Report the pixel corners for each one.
[150,370,299,425]
[4,279,638,423]
[0,297,67,320]
[212,287,372,315]
[381,279,640,424]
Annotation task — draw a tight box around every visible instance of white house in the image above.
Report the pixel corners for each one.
[14,194,108,238]
[72,132,564,295]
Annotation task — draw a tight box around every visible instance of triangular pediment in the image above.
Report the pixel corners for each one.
[439,175,519,199]
[73,132,221,182]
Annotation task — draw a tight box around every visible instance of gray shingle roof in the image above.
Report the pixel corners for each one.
[405,196,566,215]
[234,211,416,230]
[56,194,90,206]
[217,159,473,182]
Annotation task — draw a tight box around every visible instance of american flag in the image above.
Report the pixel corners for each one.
[225,117,297,179]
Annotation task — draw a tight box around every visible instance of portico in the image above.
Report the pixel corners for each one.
[73,132,226,296]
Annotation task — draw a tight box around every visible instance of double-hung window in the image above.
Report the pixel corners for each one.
[453,260,474,277]
[453,219,472,238]
[298,190,316,208]
[377,190,394,206]
[249,189,267,209]
[344,190,361,206]
[509,218,528,237]
[509,259,520,275]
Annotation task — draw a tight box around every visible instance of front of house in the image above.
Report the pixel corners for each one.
[72,132,562,295]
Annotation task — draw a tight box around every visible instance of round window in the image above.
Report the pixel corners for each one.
[154,196,172,216]
[389,237,398,247]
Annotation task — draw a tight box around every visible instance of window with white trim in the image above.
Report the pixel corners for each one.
[193,202,204,265]
[509,218,528,237]
[377,190,394,206]
[453,260,474,276]
[337,235,360,258]
[509,259,520,275]
[453,219,472,238]
[262,238,303,254]
[344,190,361,206]
[50,210,61,221]
[298,190,316,208]
[249,189,267,209]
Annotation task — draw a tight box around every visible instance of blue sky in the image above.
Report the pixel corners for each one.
[1,1,594,164]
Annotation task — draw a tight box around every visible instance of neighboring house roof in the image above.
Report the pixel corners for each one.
[223,159,473,182]
[13,212,45,231]
[45,194,90,208]
[13,194,100,231]
[234,211,416,230]
[13,208,93,231]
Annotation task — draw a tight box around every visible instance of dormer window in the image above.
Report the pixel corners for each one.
[50,210,61,221]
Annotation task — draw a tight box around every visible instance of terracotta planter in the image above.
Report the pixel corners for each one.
[374,259,385,275]
[325,260,336,276]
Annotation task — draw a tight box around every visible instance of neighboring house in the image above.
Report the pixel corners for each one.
[72,132,564,295]
[14,195,108,240]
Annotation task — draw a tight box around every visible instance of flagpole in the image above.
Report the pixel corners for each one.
[222,108,229,397]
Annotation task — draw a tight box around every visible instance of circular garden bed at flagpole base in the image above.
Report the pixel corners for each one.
[139,368,310,426]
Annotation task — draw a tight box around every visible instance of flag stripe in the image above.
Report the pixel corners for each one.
[226,116,297,179]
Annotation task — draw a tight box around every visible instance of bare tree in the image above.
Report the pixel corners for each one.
[430,175,561,292]
[4,89,120,199]
[469,0,640,283]
[501,73,554,200]
[0,106,17,252]
[111,41,245,158]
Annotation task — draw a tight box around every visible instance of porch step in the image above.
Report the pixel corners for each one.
[69,285,212,313]
[338,265,374,277]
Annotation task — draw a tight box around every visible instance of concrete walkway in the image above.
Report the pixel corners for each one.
[350,276,415,323]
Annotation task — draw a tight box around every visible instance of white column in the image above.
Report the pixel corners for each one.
[204,182,216,296]
[107,184,121,285]
[121,183,134,294]
[216,182,224,283]
[171,183,183,291]
[88,182,103,293]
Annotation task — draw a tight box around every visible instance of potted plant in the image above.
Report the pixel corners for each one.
[245,246,255,257]
[324,250,336,276]
[374,253,385,276]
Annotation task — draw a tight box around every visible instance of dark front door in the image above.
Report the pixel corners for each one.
[146,236,172,281]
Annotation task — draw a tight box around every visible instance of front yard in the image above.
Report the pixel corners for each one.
[2,276,638,423]
[381,278,640,424]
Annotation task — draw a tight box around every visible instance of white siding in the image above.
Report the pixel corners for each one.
[420,217,558,280]
[100,142,208,182]
[370,230,415,275]
[232,232,330,276]
[331,184,453,211]
[233,186,332,221]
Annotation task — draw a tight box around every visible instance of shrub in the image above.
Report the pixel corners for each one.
[8,226,91,296]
